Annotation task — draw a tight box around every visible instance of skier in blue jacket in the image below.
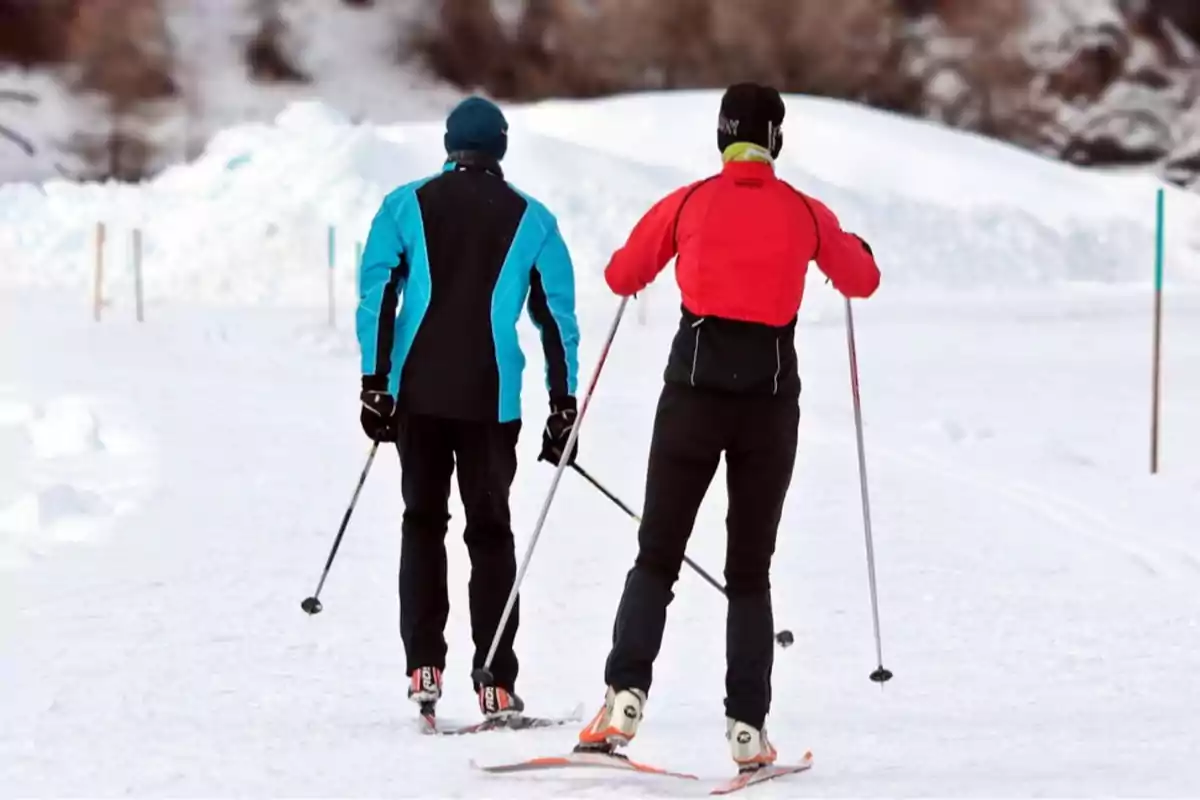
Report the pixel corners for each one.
[356,96,581,722]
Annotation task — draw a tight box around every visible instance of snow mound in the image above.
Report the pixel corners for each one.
[26,397,106,459]
[0,396,35,426]
[1,485,108,532]
[2,92,1198,307]
[0,390,151,571]
[0,485,110,570]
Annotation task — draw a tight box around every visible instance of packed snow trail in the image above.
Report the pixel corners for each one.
[3,286,1200,796]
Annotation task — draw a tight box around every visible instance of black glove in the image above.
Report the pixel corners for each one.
[360,376,398,443]
[539,396,578,465]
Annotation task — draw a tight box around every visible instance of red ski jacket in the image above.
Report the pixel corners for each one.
[605,160,880,396]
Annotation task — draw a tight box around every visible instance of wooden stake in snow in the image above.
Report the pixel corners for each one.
[94,222,105,321]
[132,228,144,322]
[328,225,336,328]
[1151,188,1165,475]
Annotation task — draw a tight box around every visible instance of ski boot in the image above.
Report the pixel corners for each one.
[575,687,646,754]
[409,666,443,726]
[478,683,525,721]
[726,718,778,773]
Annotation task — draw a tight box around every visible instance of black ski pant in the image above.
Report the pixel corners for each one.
[396,412,522,693]
[604,383,799,729]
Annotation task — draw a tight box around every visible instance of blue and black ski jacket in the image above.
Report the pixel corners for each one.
[356,152,580,423]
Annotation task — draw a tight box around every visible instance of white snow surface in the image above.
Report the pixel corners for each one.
[3,91,1200,796]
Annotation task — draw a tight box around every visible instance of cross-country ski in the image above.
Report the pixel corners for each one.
[471,749,700,780]
[709,753,815,795]
[471,748,814,793]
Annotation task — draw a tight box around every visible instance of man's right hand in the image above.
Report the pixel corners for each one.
[360,377,397,443]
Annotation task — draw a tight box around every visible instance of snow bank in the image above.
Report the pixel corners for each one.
[0,391,151,571]
[1,91,1197,308]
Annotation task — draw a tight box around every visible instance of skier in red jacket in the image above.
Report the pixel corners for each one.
[577,83,880,771]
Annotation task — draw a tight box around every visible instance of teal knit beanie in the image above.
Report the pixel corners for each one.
[444,96,508,161]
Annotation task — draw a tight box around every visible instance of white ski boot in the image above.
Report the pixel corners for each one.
[576,687,646,752]
[726,718,779,772]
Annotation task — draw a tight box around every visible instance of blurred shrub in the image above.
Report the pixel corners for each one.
[0,0,75,66]
[64,0,178,181]
[411,0,1200,186]
[246,0,310,84]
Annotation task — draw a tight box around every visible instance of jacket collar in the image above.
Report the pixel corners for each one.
[722,142,774,165]
[720,159,775,179]
[444,150,504,178]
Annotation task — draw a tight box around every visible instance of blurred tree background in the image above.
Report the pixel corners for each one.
[2,0,1199,185]
[412,0,1200,185]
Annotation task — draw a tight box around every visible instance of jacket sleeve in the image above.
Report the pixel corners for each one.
[807,197,881,299]
[527,217,580,403]
[356,196,409,383]
[604,184,695,297]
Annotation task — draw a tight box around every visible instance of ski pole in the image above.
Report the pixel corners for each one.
[301,441,380,615]
[570,462,795,649]
[571,462,726,592]
[845,298,892,684]
[472,297,630,686]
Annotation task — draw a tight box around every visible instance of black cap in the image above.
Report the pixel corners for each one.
[718,83,785,157]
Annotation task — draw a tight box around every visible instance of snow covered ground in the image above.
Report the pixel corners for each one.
[3,91,1200,796]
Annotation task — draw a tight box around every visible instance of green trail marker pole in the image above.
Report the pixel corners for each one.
[1151,188,1165,474]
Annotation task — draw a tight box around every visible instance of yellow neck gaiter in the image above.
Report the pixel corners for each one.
[721,142,774,165]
